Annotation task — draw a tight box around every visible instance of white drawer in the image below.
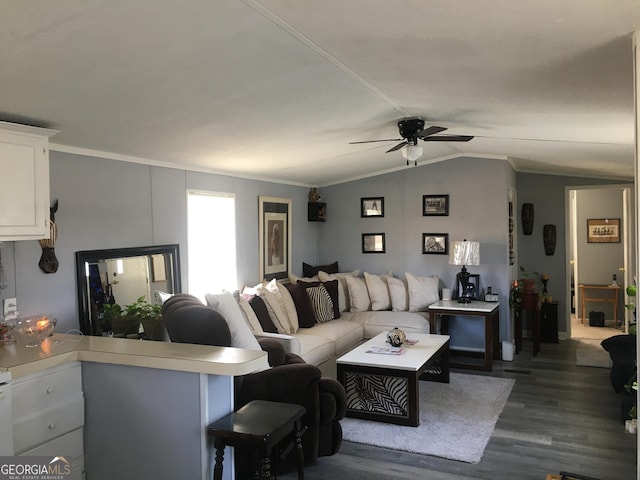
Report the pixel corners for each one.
[12,362,82,419]
[20,427,84,472]
[13,395,84,453]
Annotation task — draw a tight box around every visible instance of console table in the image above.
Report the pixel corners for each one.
[428,300,500,371]
[579,284,620,326]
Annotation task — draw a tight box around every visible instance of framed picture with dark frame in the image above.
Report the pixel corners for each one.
[423,194,449,216]
[587,218,620,243]
[361,197,384,218]
[362,233,385,253]
[259,196,292,281]
[422,233,448,255]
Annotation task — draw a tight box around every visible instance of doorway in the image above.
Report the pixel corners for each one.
[567,185,635,340]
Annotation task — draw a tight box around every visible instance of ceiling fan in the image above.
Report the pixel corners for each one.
[350,117,474,165]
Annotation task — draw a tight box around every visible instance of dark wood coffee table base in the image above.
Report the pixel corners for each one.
[337,339,449,426]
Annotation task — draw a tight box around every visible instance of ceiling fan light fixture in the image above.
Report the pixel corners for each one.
[402,144,423,162]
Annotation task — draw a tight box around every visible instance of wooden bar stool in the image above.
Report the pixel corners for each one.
[207,400,306,480]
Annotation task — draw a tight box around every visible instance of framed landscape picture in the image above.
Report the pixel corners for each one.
[587,218,620,243]
[361,197,384,218]
[362,233,385,253]
[423,194,449,216]
[422,233,448,255]
[259,196,292,280]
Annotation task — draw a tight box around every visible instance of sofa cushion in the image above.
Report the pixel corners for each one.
[306,284,335,323]
[341,310,430,339]
[303,261,339,277]
[364,272,391,311]
[300,280,341,320]
[248,295,278,333]
[318,270,360,312]
[386,276,409,311]
[285,282,317,329]
[204,291,262,350]
[405,272,439,312]
[260,279,296,334]
[234,292,264,334]
[293,332,337,366]
[290,273,320,284]
[276,281,299,332]
[298,319,364,358]
[345,275,371,312]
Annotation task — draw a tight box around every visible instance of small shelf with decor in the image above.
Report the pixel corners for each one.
[308,202,326,222]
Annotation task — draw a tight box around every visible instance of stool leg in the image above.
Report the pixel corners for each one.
[213,441,225,480]
[294,421,305,480]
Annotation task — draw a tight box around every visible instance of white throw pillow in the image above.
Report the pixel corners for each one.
[259,279,295,334]
[405,272,440,312]
[387,276,409,312]
[364,272,391,311]
[235,293,264,334]
[204,291,262,350]
[276,281,299,332]
[345,275,371,312]
[318,270,360,312]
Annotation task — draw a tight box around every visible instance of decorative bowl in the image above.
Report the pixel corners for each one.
[9,314,56,347]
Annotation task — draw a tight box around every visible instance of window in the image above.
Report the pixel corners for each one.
[187,190,237,301]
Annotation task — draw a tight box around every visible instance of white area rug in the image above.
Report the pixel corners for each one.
[341,373,515,464]
[576,339,611,368]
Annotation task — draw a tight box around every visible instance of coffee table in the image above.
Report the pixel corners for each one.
[336,332,449,426]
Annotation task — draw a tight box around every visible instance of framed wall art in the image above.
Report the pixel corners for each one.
[587,218,620,243]
[423,194,449,216]
[259,196,292,280]
[361,197,384,218]
[422,233,448,255]
[362,233,385,253]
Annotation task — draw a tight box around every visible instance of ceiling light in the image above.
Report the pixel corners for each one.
[401,144,423,164]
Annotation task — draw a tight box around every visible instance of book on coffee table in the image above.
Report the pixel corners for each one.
[366,346,405,355]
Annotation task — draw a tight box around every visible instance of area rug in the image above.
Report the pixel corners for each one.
[341,373,515,464]
[575,339,611,368]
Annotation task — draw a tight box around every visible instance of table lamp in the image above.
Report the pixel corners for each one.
[449,239,480,303]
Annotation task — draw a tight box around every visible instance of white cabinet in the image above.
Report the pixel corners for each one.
[12,362,85,478]
[0,121,57,240]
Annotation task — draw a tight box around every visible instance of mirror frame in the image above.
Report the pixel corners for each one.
[75,244,181,335]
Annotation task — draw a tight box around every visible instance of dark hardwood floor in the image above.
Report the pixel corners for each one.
[280,339,637,480]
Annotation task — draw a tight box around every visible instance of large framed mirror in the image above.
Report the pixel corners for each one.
[76,244,181,336]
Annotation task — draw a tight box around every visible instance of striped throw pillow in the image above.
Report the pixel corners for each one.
[305,284,335,324]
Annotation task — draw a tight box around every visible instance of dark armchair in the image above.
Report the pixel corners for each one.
[161,294,346,463]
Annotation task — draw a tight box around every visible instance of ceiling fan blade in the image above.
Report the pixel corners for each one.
[349,138,403,144]
[386,141,408,153]
[416,126,447,138]
[422,135,474,142]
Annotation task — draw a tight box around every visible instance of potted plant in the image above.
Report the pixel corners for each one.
[101,296,162,339]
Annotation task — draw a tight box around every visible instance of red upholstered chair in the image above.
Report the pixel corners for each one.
[161,294,346,464]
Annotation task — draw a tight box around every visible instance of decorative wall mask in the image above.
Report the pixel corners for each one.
[38,199,59,274]
[522,203,534,235]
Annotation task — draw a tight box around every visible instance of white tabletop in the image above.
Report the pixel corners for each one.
[428,300,499,313]
[336,332,449,371]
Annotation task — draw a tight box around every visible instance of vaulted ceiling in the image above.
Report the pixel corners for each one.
[1,1,638,185]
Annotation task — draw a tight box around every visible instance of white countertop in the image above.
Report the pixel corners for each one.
[428,300,500,313]
[0,334,269,379]
[336,332,449,371]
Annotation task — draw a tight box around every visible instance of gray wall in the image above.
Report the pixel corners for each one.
[0,151,317,333]
[0,151,628,348]
[318,157,515,349]
[515,173,629,334]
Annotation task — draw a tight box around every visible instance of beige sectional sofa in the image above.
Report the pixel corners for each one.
[242,268,439,375]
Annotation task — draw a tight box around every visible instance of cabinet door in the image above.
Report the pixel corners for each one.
[0,128,51,240]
